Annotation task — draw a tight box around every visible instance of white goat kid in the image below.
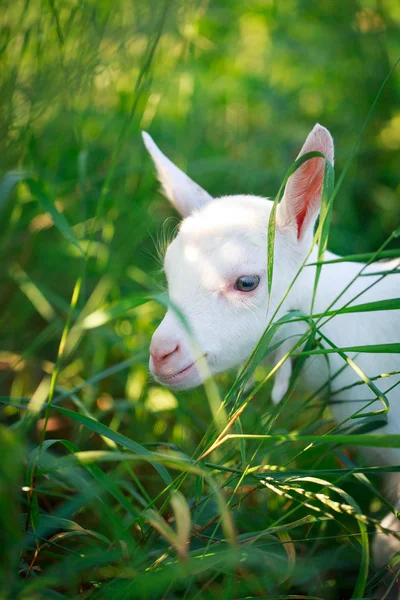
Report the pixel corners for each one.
[143,125,400,564]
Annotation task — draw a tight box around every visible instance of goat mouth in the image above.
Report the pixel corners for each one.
[158,355,207,382]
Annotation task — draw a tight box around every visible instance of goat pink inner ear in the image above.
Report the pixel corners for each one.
[295,156,325,239]
[278,124,334,242]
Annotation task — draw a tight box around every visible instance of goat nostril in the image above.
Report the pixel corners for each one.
[151,344,179,365]
[162,344,179,361]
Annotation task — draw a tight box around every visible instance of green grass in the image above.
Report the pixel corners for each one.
[1,1,400,598]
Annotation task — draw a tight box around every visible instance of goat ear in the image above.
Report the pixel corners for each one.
[142,132,213,218]
[277,124,334,242]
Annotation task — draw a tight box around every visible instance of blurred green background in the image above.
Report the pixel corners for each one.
[2,0,400,400]
[1,1,400,598]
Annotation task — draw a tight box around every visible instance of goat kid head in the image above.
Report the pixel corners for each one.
[143,124,334,390]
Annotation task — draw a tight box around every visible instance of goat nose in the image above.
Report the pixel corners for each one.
[150,340,179,365]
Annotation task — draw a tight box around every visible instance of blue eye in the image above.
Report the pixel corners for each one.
[234,275,260,292]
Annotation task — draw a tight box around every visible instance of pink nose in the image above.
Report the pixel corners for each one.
[150,340,179,366]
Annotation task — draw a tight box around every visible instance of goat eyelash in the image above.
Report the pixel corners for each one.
[151,217,180,268]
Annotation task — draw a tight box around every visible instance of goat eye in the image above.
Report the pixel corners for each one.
[234,275,260,292]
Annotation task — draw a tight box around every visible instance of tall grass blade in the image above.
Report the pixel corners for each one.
[0,171,31,215]
[310,159,335,313]
[26,179,82,253]
[267,151,326,305]
[52,405,172,483]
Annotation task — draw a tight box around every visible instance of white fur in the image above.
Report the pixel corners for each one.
[144,125,400,562]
